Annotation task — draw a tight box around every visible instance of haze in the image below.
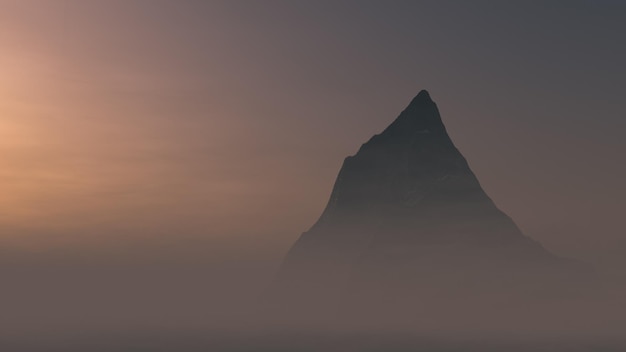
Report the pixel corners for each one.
[1,1,626,349]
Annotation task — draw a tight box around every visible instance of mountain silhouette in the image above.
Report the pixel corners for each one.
[271,90,587,313]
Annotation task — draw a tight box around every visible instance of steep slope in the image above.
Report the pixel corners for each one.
[273,91,577,311]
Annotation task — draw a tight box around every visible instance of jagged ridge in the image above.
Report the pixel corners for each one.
[273,90,577,310]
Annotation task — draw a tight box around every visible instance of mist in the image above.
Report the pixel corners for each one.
[2,1,626,350]
[2,241,626,351]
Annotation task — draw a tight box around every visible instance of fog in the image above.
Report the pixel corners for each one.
[1,239,626,351]
[2,1,626,350]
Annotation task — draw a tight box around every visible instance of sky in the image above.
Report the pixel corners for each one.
[1,0,626,267]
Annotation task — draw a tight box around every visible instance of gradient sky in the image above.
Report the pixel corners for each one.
[1,1,625,266]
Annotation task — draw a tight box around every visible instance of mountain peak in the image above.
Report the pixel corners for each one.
[415,89,432,99]
[273,90,564,311]
[376,89,444,139]
[408,89,433,106]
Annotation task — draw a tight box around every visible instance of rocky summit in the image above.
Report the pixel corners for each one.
[272,91,586,314]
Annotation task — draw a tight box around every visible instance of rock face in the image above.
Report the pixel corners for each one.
[273,91,577,312]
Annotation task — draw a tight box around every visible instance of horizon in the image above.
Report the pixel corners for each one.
[2,2,626,270]
[2,1,626,349]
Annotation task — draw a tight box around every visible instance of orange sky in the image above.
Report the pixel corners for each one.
[1,1,625,267]
[0,2,332,252]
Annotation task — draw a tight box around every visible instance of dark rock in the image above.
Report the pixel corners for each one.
[270,90,590,316]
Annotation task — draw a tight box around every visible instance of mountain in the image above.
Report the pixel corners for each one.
[271,90,587,314]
